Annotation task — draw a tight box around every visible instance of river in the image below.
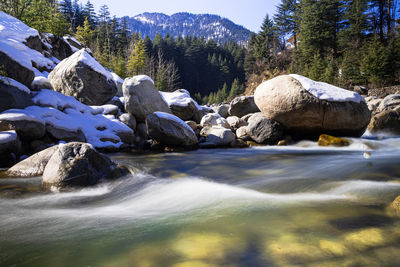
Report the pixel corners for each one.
[1,135,400,266]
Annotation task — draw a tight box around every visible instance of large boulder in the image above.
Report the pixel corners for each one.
[228,96,260,118]
[0,130,21,168]
[215,104,230,118]
[226,116,247,130]
[0,110,45,140]
[146,112,198,147]
[123,75,171,121]
[254,75,371,138]
[48,49,117,105]
[376,94,400,113]
[6,145,59,177]
[42,142,121,188]
[246,113,284,144]
[199,126,236,148]
[119,113,137,131]
[0,77,33,113]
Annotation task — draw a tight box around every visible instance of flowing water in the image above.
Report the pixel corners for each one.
[1,136,400,266]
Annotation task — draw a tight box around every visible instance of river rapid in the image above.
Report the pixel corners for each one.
[1,135,400,266]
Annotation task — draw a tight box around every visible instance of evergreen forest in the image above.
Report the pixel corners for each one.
[1,0,400,104]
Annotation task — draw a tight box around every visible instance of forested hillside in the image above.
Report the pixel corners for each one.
[245,0,400,94]
[1,0,399,104]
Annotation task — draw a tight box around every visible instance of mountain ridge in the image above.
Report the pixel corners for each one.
[121,12,252,45]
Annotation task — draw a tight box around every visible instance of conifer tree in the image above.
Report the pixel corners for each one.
[75,17,94,47]
[127,37,148,76]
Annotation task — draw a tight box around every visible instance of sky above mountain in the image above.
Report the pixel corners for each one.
[80,0,280,32]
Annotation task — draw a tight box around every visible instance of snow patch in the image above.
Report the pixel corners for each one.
[0,130,18,144]
[111,72,124,85]
[135,75,154,84]
[160,89,200,109]
[75,49,114,81]
[290,74,365,103]
[154,111,195,133]
[0,76,30,93]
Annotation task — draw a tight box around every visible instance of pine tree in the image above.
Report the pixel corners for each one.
[229,78,244,99]
[75,18,94,47]
[83,0,96,29]
[127,37,148,76]
[254,14,277,62]
[274,0,300,49]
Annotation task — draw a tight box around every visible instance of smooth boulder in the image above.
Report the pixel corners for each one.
[146,112,198,147]
[42,142,120,187]
[228,96,260,118]
[200,126,236,147]
[0,51,35,88]
[0,111,45,140]
[246,113,284,144]
[200,113,230,129]
[49,49,117,105]
[254,75,371,138]
[6,145,58,177]
[123,75,171,121]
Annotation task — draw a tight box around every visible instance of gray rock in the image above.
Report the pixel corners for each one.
[186,120,198,131]
[247,113,284,144]
[241,113,256,122]
[123,76,171,121]
[216,104,230,118]
[228,96,260,117]
[377,94,400,113]
[46,124,86,142]
[6,145,59,177]
[236,126,249,140]
[49,49,117,105]
[200,113,230,129]
[0,51,35,87]
[226,116,247,130]
[31,76,53,91]
[200,126,235,147]
[0,130,21,168]
[119,113,137,131]
[146,112,198,147]
[0,111,45,140]
[0,77,33,113]
[43,33,73,61]
[42,142,119,187]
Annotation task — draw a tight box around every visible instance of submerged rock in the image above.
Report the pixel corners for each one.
[42,142,124,188]
[146,112,198,147]
[318,134,350,147]
[6,145,58,177]
[254,75,371,138]
[123,75,171,121]
[49,49,117,105]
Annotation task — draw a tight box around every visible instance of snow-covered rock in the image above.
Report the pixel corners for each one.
[0,11,57,86]
[111,72,124,96]
[123,75,171,121]
[49,49,117,105]
[0,76,33,113]
[146,111,198,147]
[160,89,202,122]
[3,89,133,149]
[254,75,371,138]
[0,110,45,140]
[31,76,52,90]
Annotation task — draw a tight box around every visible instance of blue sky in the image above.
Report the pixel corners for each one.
[84,0,280,32]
